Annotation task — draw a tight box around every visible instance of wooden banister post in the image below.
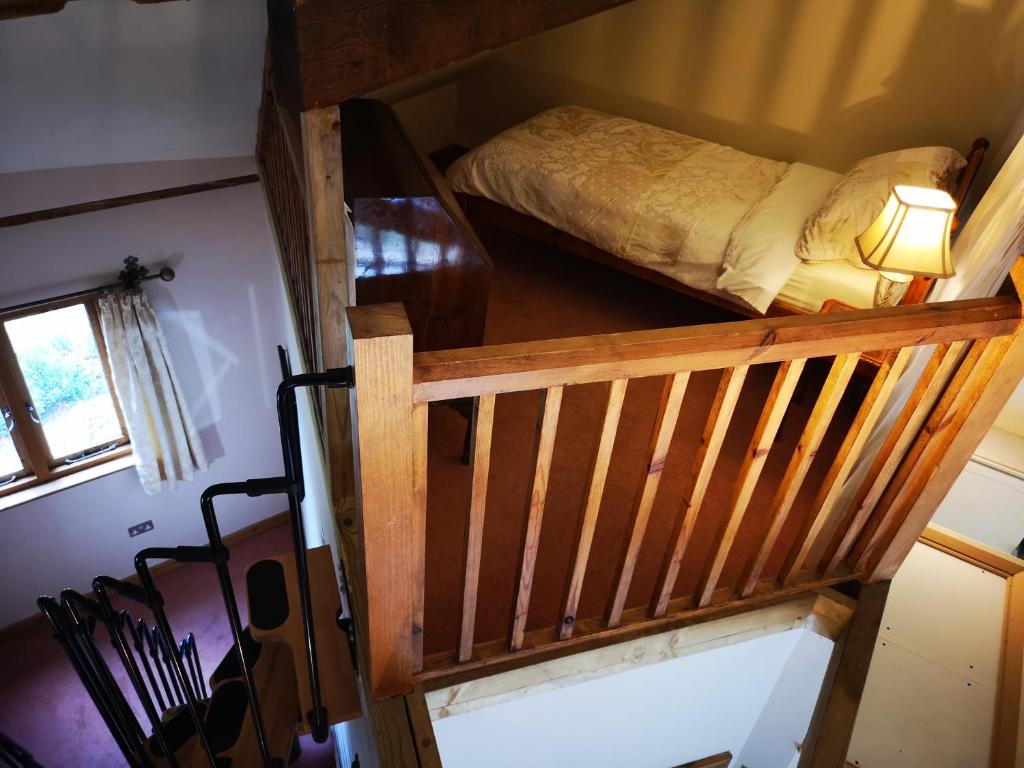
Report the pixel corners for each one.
[347,302,417,698]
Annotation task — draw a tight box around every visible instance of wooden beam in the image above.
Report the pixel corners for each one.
[0,1,66,20]
[268,0,640,110]
[302,105,356,519]
[427,589,854,720]
[993,572,1024,767]
[0,175,259,229]
[920,524,1024,578]
[798,582,890,768]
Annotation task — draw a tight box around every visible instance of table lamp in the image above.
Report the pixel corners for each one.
[855,185,957,307]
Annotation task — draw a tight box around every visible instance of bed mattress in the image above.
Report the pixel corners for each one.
[447,105,861,313]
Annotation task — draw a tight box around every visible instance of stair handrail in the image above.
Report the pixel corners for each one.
[92,575,212,768]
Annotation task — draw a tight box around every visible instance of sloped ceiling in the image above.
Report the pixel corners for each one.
[0,0,266,173]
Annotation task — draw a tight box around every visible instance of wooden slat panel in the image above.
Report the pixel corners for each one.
[459,394,496,663]
[823,342,965,575]
[739,354,861,597]
[412,297,1020,402]
[851,339,991,571]
[688,361,804,610]
[412,402,429,672]
[510,387,564,651]
[779,347,913,586]
[560,379,628,640]
[347,303,416,698]
[867,327,1024,580]
[605,373,690,628]
[652,365,752,616]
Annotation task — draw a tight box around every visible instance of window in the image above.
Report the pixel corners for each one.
[0,297,130,499]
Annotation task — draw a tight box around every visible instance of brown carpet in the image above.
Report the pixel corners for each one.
[421,223,862,657]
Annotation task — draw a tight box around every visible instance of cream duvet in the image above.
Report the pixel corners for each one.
[447,106,839,313]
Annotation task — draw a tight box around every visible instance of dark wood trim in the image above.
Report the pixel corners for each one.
[675,753,733,768]
[798,582,890,768]
[268,0,640,111]
[0,509,291,641]
[0,174,259,229]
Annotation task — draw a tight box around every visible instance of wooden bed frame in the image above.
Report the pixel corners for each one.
[453,137,990,318]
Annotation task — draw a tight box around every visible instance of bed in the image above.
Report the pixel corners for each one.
[446,106,988,316]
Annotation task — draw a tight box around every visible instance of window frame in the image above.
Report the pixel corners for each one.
[0,294,132,499]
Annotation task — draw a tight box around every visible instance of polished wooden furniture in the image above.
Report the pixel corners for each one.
[342,99,491,353]
[348,259,1024,698]
[454,137,990,318]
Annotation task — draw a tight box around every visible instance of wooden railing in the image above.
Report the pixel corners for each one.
[348,261,1024,699]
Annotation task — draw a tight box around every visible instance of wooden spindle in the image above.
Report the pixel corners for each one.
[739,353,860,598]
[606,372,690,628]
[856,337,1007,577]
[849,339,988,570]
[690,361,803,610]
[510,387,564,651]
[560,379,628,640]
[778,347,913,586]
[458,394,496,663]
[653,365,751,616]
[822,341,964,575]
[412,402,429,672]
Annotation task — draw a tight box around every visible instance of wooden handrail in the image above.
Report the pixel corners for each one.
[412,295,1021,402]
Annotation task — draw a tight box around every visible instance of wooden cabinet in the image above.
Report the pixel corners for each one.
[341,99,491,352]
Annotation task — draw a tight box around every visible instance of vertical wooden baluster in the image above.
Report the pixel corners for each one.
[739,353,860,598]
[779,346,913,587]
[412,402,429,672]
[606,373,690,628]
[858,337,1016,577]
[652,365,751,615]
[510,387,564,652]
[822,341,963,575]
[849,339,986,571]
[560,379,628,640]
[458,394,496,663]
[686,361,803,610]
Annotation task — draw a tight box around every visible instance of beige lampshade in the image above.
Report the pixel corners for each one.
[855,185,957,279]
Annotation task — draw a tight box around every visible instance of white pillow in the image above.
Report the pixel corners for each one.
[796,146,966,266]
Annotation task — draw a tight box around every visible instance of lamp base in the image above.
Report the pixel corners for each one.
[874,274,912,307]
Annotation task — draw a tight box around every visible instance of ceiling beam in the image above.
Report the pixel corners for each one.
[268,0,639,111]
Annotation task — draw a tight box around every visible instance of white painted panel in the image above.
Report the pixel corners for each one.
[879,543,1005,686]
[931,460,1024,555]
[738,630,834,768]
[433,629,808,768]
[848,640,995,767]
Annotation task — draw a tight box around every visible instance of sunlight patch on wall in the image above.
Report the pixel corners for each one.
[765,0,859,135]
[839,0,928,112]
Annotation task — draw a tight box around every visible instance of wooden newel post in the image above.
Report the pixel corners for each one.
[347,302,417,699]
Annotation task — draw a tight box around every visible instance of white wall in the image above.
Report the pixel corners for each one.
[0,0,265,173]
[931,459,1024,554]
[432,628,832,768]
[0,157,302,628]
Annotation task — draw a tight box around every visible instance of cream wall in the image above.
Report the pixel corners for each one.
[452,0,1024,171]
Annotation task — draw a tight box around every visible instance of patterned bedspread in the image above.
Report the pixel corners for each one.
[446,106,791,305]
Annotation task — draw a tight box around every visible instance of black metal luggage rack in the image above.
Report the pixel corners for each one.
[37,349,354,768]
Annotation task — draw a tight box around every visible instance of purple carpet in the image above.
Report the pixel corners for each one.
[0,523,336,767]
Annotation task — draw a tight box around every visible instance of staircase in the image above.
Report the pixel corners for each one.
[36,350,360,767]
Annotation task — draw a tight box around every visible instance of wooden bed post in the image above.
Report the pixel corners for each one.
[347,303,418,699]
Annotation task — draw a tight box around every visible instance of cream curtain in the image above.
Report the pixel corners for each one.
[98,289,208,494]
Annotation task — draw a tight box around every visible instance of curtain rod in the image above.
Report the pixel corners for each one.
[0,256,175,316]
